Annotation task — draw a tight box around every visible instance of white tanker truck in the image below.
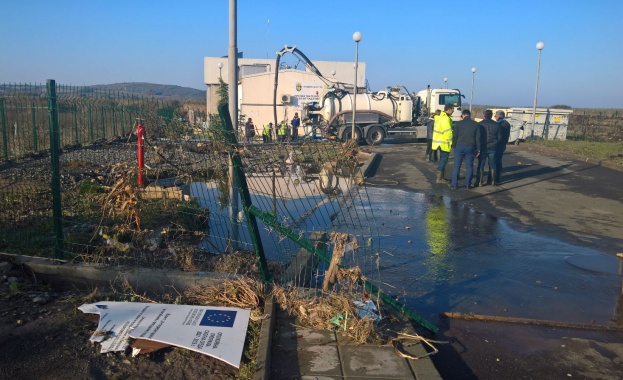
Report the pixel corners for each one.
[272,46,464,145]
[301,85,464,145]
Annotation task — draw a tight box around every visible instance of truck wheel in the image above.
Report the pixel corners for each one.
[342,128,362,142]
[366,126,385,145]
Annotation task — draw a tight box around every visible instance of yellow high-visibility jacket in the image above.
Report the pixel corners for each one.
[263,124,271,136]
[431,112,453,152]
[278,122,288,136]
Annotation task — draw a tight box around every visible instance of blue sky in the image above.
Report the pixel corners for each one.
[2,0,622,108]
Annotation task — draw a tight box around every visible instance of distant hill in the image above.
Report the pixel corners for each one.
[89,82,205,101]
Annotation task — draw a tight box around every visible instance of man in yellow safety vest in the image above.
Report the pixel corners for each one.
[431,104,454,183]
[278,120,288,143]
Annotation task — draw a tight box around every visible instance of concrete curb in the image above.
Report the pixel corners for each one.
[358,152,379,180]
[581,156,623,172]
[253,295,276,380]
[0,252,236,293]
[523,144,623,173]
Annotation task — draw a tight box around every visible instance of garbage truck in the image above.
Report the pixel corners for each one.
[301,85,464,145]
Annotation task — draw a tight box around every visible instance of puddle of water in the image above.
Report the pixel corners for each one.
[349,187,623,326]
[191,179,623,327]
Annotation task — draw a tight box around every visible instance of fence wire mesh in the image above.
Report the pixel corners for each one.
[1,81,436,333]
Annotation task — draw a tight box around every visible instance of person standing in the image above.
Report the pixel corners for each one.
[477,110,502,186]
[425,110,440,162]
[494,110,511,185]
[431,104,454,183]
[262,122,273,143]
[278,120,288,143]
[290,112,300,141]
[450,109,481,189]
[244,118,255,143]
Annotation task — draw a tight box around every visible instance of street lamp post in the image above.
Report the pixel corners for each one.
[217,62,223,79]
[352,31,362,142]
[470,67,477,113]
[444,77,448,89]
[532,42,545,138]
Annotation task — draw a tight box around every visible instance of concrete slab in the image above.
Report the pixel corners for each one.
[408,357,442,380]
[339,345,413,379]
[274,320,337,347]
[271,344,342,379]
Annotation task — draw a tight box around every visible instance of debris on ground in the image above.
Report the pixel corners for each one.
[79,301,251,368]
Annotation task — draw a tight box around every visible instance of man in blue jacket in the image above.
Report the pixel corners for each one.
[451,110,481,190]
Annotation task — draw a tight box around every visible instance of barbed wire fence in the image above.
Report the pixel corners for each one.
[0,80,437,334]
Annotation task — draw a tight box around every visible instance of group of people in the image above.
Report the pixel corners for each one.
[244,113,301,143]
[426,104,511,189]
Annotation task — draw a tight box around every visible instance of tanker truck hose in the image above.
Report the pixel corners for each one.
[371,92,386,101]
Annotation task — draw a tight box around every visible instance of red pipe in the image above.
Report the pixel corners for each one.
[137,122,144,187]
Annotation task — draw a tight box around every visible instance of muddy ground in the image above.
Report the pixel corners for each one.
[0,255,258,380]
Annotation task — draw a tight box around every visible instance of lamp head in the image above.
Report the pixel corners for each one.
[536,42,545,50]
[217,62,223,69]
[471,67,477,73]
[353,31,362,42]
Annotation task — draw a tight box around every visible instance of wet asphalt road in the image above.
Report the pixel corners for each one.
[362,142,623,379]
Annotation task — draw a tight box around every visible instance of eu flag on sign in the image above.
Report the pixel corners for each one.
[199,310,237,328]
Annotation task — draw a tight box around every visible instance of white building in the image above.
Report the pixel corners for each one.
[204,56,366,132]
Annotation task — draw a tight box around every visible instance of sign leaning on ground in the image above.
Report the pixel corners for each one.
[79,302,251,368]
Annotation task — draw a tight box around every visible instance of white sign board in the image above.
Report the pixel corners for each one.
[292,81,327,103]
[79,302,251,368]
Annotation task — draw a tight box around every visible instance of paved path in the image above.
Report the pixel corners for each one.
[270,312,441,380]
[359,142,623,379]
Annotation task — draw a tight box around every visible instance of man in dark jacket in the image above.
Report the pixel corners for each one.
[244,118,255,142]
[494,110,511,184]
[291,113,300,141]
[477,110,503,186]
[451,110,481,189]
[425,110,440,162]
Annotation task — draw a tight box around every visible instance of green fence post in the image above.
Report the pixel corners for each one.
[0,99,7,160]
[121,106,126,136]
[31,102,38,152]
[101,105,106,139]
[73,103,79,145]
[89,104,94,142]
[112,108,117,136]
[47,79,63,258]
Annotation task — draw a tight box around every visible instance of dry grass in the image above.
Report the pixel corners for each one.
[184,277,266,314]
[272,270,378,345]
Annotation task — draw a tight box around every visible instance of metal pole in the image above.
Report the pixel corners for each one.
[532,42,544,137]
[228,0,239,252]
[351,31,362,142]
[470,74,475,113]
[470,68,476,113]
[352,41,358,141]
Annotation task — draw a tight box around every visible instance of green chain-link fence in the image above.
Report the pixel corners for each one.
[0,80,437,333]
